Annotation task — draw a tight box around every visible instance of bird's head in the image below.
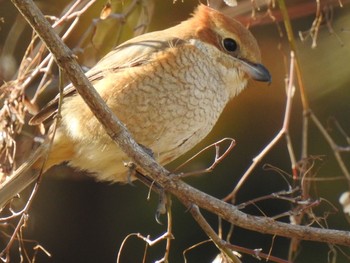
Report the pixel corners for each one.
[182,4,271,92]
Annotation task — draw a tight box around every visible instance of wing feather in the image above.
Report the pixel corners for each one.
[29,33,185,125]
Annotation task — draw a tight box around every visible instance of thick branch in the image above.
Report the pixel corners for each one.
[10,0,350,248]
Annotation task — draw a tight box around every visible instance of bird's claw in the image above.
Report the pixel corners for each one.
[155,189,168,224]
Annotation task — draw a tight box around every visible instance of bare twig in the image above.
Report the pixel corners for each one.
[223,51,296,202]
[116,231,174,263]
[275,0,350,259]
[174,137,236,177]
[310,112,350,181]
[186,204,242,263]
[224,242,291,263]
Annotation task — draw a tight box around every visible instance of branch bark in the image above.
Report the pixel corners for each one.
[10,0,350,249]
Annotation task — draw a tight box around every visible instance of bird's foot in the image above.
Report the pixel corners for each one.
[124,143,154,184]
[133,171,169,224]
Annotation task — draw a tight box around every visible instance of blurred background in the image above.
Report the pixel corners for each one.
[1,0,350,262]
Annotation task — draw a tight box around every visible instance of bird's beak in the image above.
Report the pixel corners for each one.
[239,60,271,83]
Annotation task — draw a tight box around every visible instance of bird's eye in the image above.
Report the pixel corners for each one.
[222,38,238,52]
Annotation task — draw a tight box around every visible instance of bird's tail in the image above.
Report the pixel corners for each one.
[0,142,51,209]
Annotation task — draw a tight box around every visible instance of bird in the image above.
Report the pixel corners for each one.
[0,4,270,207]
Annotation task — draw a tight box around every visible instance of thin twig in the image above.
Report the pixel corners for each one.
[310,112,350,181]
[223,51,296,202]
[174,138,236,177]
[186,204,242,263]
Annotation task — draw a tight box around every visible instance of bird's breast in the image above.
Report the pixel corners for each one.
[59,44,238,182]
[114,45,232,160]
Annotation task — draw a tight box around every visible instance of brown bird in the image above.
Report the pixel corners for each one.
[0,4,270,206]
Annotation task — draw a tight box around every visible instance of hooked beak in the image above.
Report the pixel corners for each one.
[239,60,271,83]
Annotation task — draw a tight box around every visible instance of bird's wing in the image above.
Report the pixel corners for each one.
[29,32,185,125]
